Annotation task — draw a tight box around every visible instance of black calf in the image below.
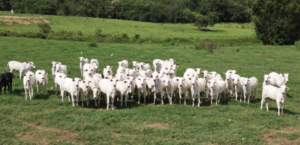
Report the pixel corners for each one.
[0,72,14,94]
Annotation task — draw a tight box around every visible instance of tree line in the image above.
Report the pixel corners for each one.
[0,0,251,23]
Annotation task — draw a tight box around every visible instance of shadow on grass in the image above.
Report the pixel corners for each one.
[34,93,50,100]
[269,108,299,115]
[286,93,293,98]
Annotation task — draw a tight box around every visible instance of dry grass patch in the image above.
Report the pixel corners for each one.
[262,126,300,145]
[145,123,169,129]
[13,19,31,25]
[15,132,49,145]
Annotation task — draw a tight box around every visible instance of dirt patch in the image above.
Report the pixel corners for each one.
[30,19,42,24]
[13,19,31,25]
[0,19,13,25]
[262,126,300,145]
[17,121,77,143]
[15,132,49,145]
[43,19,51,23]
[145,123,169,129]
[0,16,31,19]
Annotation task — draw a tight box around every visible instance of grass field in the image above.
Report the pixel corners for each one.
[0,12,260,46]
[0,36,300,144]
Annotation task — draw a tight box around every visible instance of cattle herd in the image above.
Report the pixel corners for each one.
[1,58,289,116]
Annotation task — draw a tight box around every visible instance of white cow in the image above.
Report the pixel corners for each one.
[116,80,132,107]
[35,70,48,94]
[84,76,99,107]
[135,76,147,104]
[60,77,79,107]
[7,61,35,79]
[267,72,288,87]
[23,71,35,100]
[118,60,129,68]
[90,59,99,73]
[51,61,61,79]
[103,65,113,78]
[191,77,206,107]
[235,77,248,102]
[82,63,95,79]
[261,85,289,116]
[243,77,258,103]
[184,68,202,78]
[133,61,151,71]
[230,73,241,99]
[79,57,89,74]
[178,78,189,105]
[98,78,118,110]
[153,58,175,72]
[161,76,173,105]
[223,70,237,95]
[209,78,226,105]
[54,72,66,96]
[55,63,67,75]
[137,70,152,78]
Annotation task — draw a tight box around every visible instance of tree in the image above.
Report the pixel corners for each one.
[194,12,219,30]
[251,0,300,45]
[109,0,121,19]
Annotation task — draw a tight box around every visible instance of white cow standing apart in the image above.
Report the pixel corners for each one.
[7,61,36,79]
[79,57,89,75]
[243,77,258,103]
[35,70,48,94]
[23,71,35,100]
[261,84,289,116]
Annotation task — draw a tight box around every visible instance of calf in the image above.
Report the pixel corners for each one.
[60,77,79,106]
[23,71,35,100]
[261,85,289,116]
[7,61,35,79]
[0,72,14,94]
[35,70,48,94]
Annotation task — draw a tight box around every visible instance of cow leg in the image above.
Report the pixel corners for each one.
[266,99,269,111]
[61,89,64,102]
[19,70,22,79]
[198,93,201,107]
[261,98,264,110]
[4,85,6,94]
[111,96,115,110]
[120,93,123,108]
[55,83,58,96]
[161,93,164,105]
[24,88,28,100]
[45,83,48,95]
[153,93,156,105]
[138,89,141,104]
[125,93,128,107]
[71,94,75,107]
[30,87,33,100]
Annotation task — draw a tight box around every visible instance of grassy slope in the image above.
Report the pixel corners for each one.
[0,13,255,42]
[0,37,300,144]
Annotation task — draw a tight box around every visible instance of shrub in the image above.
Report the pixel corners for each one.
[95,28,102,37]
[37,23,52,34]
[195,41,206,50]
[89,42,97,47]
[121,33,129,39]
[134,34,140,39]
[206,40,219,53]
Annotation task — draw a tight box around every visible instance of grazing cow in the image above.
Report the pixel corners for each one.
[79,57,89,74]
[0,72,14,94]
[35,70,48,94]
[261,85,289,116]
[23,71,35,100]
[7,61,35,79]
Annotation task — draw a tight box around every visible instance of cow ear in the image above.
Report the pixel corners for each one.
[144,79,146,81]
[24,74,26,76]
[73,79,75,82]
[89,81,91,83]
[286,87,290,90]
[104,66,106,69]
[183,79,185,81]
[83,81,85,83]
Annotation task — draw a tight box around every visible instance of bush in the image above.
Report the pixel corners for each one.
[251,0,300,45]
[194,12,219,30]
[89,42,97,47]
[37,23,52,34]
[195,41,206,50]
[95,28,102,37]
[134,34,140,39]
[206,40,219,53]
[121,33,129,39]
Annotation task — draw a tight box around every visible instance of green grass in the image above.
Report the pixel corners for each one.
[0,37,300,144]
[0,13,260,45]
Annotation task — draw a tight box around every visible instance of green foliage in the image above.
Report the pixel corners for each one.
[95,28,102,37]
[6,0,251,23]
[37,23,52,34]
[89,42,98,47]
[194,12,219,30]
[251,0,300,45]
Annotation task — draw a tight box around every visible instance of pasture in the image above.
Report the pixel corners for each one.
[0,36,300,144]
[0,13,260,46]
